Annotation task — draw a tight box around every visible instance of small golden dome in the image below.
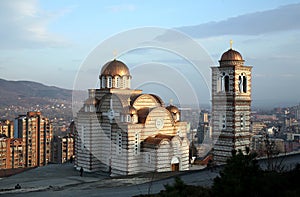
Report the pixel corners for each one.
[123,105,137,115]
[100,59,130,76]
[220,49,243,61]
[85,97,98,105]
[166,105,179,114]
[128,106,137,115]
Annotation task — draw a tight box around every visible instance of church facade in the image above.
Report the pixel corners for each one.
[75,59,189,176]
[211,45,252,164]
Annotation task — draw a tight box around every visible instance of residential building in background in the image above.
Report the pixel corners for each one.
[14,111,53,167]
[211,44,252,164]
[52,135,74,163]
[0,136,23,169]
[197,110,211,144]
[0,136,9,169]
[0,120,14,138]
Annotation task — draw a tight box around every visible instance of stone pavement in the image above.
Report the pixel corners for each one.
[0,163,210,196]
[0,163,107,195]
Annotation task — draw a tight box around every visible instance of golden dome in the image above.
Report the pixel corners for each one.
[85,97,98,105]
[100,59,130,76]
[124,105,137,115]
[220,49,243,61]
[166,105,179,114]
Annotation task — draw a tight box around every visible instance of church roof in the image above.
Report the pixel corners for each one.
[166,105,179,114]
[123,105,137,115]
[142,134,175,149]
[220,49,243,61]
[137,108,151,123]
[84,97,99,105]
[100,59,130,76]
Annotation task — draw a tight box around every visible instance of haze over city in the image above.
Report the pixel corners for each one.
[0,0,300,107]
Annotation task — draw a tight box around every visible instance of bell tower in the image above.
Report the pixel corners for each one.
[211,43,252,164]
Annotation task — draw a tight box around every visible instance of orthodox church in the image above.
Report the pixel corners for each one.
[75,59,189,176]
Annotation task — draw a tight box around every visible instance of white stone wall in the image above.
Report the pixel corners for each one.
[76,89,189,175]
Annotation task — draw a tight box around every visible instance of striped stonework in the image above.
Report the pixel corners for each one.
[75,59,189,176]
[211,48,252,164]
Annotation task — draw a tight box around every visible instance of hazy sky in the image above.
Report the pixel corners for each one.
[0,0,299,107]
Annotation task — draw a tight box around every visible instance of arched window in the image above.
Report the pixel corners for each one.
[81,125,85,149]
[176,113,180,122]
[219,72,229,92]
[240,114,245,130]
[220,113,227,130]
[217,75,222,92]
[243,75,247,93]
[101,76,106,88]
[89,105,95,112]
[117,131,122,155]
[224,75,230,92]
[131,114,137,124]
[107,76,112,88]
[134,132,140,155]
[126,115,131,122]
[115,76,120,88]
[122,76,127,88]
[127,77,131,89]
[239,73,247,93]
[145,152,151,164]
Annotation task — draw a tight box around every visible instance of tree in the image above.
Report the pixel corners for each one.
[212,149,262,197]
[159,176,211,197]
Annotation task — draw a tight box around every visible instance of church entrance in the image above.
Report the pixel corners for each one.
[171,156,180,171]
[171,163,179,171]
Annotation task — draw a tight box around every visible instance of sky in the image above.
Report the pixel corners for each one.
[0,0,300,108]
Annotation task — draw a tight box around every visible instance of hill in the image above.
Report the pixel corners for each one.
[0,78,72,107]
[0,78,75,121]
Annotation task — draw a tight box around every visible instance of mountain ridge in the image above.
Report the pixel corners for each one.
[0,78,72,107]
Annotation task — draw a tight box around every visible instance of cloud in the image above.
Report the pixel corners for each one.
[279,74,295,78]
[176,3,300,38]
[0,0,70,49]
[106,4,136,13]
[253,73,267,78]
